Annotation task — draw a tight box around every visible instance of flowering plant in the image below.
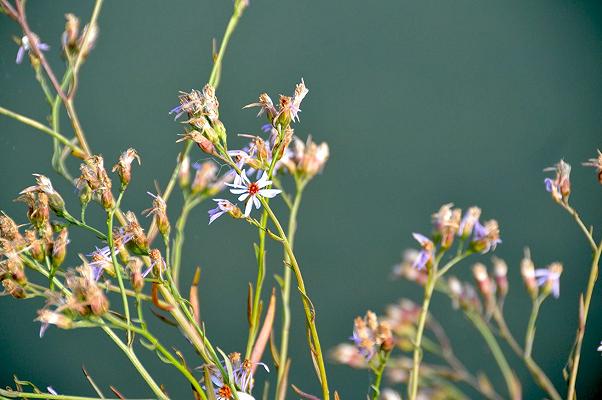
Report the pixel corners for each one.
[0,1,601,400]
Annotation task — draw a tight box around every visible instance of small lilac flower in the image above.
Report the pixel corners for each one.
[534,263,563,298]
[471,220,501,253]
[225,170,281,217]
[544,159,571,203]
[411,233,434,270]
[208,199,239,224]
[458,206,481,238]
[87,246,113,281]
[16,35,50,64]
[261,123,273,133]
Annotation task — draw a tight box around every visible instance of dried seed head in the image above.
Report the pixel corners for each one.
[124,211,148,254]
[78,23,98,59]
[191,161,218,194]
[128,258,145,292]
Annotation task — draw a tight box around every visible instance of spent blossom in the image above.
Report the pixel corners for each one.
[431,203,460,249]
[544,159,571,203]
[225,170,281,217]
[16,34,49,64]
[534,262,563,299]
[143,192,170,236]
[458,206,481,238]
[112,148,140,186]
[20,174,65,215]
[521,248,538,298]
[281,135,330,178]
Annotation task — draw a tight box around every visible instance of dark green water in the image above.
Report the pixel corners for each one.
[1,0,601,398]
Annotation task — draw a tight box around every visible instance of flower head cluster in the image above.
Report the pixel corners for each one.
[16,34,49,64]
[280,135,330,178]
[544,159,571,204]
[431,203,461,249]
[244,79,308,128]
[351,311,393,361]
[76,155,114,210]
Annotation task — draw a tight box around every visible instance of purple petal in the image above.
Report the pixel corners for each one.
[15,46,25,64]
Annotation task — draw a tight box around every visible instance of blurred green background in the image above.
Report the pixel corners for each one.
[1,0,601,398]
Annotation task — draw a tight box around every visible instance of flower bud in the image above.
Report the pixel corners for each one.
[128,258,145,292]
[492,257,508,298]
[473,263,494,299]
[521,248,538,298]
[62,13,80,50]
[0,214,21,242]
[24,229,45,262]
[51,228,68,268]
[3,279,26,299]
[178,156,191,189]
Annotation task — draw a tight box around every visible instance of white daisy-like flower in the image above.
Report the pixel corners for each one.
[226,170,281,217]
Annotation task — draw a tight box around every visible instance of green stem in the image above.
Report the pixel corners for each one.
[261,200,330,400]
[370,351,391,400]
[276,182,304,397]
[567,241,602,400]
[105,314,207,399]
[492,307,560,400]
[62,210,106,239]
[101,325,167,400]
[524,295,545,358]
[408,263,436,400]
[171,195,204,289]
[0,389,119,400]
[107,189,132,345]
[468,312,520,400]
[562,204,597,251]
[0,106,84,155]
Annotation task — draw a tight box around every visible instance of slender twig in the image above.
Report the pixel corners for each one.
[275,181,305,398]
[0,106,84,155]
[467,312,521,400]
[260,200,330,400]
[567,240,602,399]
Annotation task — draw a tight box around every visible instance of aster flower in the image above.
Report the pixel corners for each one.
[16,35,50,64]
[534,262,563,298]
[411,233,434,270]
[201,352,267,398]
[86,246,113,281]
[208,199,241,224]
[471,219,501,253]
[582,149,602,184]
[225,170,281,217]
[544,159,571,203]
[329,343,368,369]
